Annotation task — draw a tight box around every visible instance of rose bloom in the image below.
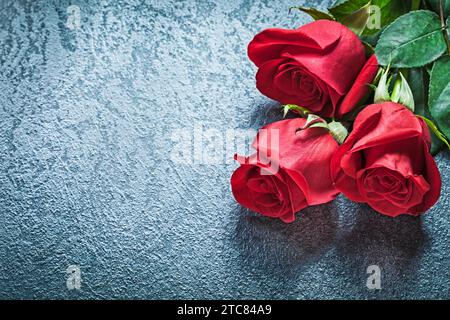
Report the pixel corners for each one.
[248,20,378,118]
[231,118,339,223]
[331,102,441,216]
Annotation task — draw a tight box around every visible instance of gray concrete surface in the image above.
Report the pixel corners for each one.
[0,0,449,299]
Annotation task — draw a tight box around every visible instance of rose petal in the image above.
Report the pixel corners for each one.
[350,103,424,152]
[247,20,342,67]
[337,55,379,117]
[409,144,441,214]
[281,22,365,96]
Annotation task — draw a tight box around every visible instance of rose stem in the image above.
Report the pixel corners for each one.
[411,0,421,11]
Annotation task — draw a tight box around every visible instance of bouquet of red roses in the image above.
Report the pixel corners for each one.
[231,0,449,222]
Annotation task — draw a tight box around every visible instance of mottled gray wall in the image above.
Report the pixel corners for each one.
[0,0,449,299]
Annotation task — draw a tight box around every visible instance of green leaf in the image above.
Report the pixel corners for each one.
[374,67,391,103]
[390,77,401,101]
[329,0,371,21]
[304,114,327,128]
[409,68,427,115]
[429,55,450,141]
[339,2,371,35]
[428,57,450,110]
[289,6,335,20]
[447,16,450,48]
[294,112,348,144]
[328,121,349,144]
[410,68,445,154]
[391,73,415,111]
[309,122,330,129]
[417,115,450,150]
[426,0,450,18]
[283,104,310,118]
[362,40,375,55]
[360,29,382,47]
[297,114,329,130]
[328,0,407,36]
[375,10,447,67]
[447,16,450,38]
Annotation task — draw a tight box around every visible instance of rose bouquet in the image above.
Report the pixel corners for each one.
[231,0,449,221]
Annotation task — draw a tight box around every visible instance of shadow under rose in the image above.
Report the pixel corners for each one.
[233,201,338,276]
[335,202,429,295]
[249,101,297,129]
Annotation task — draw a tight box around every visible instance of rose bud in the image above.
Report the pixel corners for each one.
[231,118,339,223]
[248,20,378,118]
[331,102,441,217]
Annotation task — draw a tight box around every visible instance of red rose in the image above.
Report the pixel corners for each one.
[331,102,441,216]
[337,54,379,118]
[231,118,339,223]
[248,20,374,118]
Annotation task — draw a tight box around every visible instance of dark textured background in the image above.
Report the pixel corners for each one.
[0,0,449,299]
